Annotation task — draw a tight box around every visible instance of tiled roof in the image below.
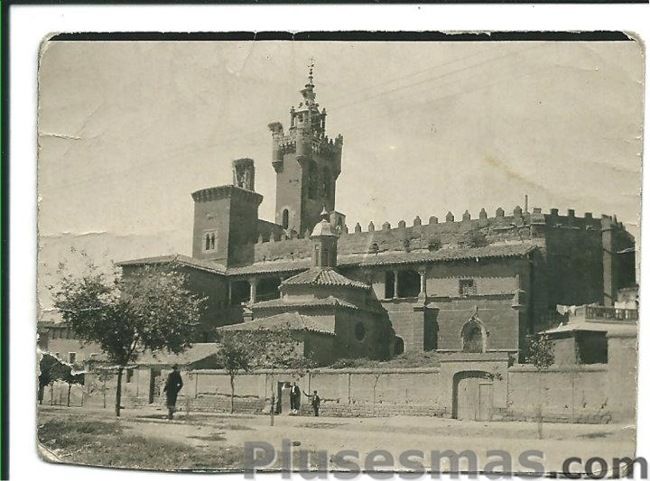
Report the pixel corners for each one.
[115,244,536,278]
[135,343,220,367]
[336,243,537,268]
[116,254,227,275]
[227,259,311,276]
[217,312,335,335]
[229,243,536,276]
[253,296,360,311]
[282,267,370,290]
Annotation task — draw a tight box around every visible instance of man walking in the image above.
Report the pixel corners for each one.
[163,364,183,420]
[305,390,321,417]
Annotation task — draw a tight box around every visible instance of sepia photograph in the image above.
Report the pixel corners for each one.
[36,34,642,475]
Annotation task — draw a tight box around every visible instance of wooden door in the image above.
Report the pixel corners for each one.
[457,376,479,420]
[478,383,493,421]
[454,373,493,421]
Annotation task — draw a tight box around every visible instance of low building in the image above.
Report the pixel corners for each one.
[218,210,394,365]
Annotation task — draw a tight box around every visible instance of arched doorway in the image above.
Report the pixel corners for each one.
[461,317,487,353]
[452,371,493,421]
[393,337,405,355]
[282,209,290,229]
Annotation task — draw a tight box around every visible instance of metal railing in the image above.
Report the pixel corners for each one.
[585,306,638,321]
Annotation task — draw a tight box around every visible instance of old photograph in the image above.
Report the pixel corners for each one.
[36,35,642,475]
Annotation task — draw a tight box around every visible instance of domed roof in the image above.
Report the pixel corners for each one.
[310,208,337,238]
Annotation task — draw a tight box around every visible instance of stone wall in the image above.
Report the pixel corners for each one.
[507,365,610,423]
[79,359,633,424]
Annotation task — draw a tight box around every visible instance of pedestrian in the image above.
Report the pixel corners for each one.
[305,390,321,417]
[290,382,301,414]
[163,364,183,420]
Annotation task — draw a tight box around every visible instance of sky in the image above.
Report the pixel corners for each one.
[37,39,644,307]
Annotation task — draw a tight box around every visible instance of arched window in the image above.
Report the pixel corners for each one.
[461,318,486,353]
[204,230,217,252]
[282,209,289,229]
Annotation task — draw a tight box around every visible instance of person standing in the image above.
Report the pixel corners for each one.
[290,382,301,413]
[163,364,183,420]
[305,390,321,417]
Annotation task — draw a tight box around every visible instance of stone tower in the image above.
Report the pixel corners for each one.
[269,64,343,236]
[191,159,262,266]
[232,158,255,191]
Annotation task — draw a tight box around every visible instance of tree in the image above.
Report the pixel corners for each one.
[215,327,317,418]
[51,259,205,416]
[38,353,70,404]
[215,331,254,414]
[525,333,555,439]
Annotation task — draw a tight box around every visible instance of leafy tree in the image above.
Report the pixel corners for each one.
[51,259,205,416]
[37,353,84,406]
[526,333,555,370]
[215,327,317,417]
[215,331,255,414]
[525,333,555,438]
[38,353,70,404]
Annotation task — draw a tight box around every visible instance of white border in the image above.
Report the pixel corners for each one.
[9,4,650,480]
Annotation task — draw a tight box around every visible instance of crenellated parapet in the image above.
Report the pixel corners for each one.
[246,206,631,265]
[191,185,263,206]
[269,126,343,176]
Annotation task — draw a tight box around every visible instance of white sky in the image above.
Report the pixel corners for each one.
[37,40,644,298]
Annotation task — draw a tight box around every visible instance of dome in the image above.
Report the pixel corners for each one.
[310,208,337,238]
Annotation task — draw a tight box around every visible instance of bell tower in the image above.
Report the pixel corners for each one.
[269,62,343,236]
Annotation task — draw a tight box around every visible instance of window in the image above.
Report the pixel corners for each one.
[68,352,77,364]
[461,320,485,353]
[459,279,476,297]
[394,337,405,355]
[397,270,420,298]
[385,271,395,299]
[126,368,134,383]
[308,160,318,199]
[282,209,289,229]
[204,231,217,251]
[322,167,331,199]
[355,322,366,341]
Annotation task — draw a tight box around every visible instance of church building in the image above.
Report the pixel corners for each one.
[118,67,636,363]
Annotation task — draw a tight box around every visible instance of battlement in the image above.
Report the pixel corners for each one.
[272,128,342,159]
[191,185,263,205]
[249,206,630,265]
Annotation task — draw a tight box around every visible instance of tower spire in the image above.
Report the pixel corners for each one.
[308,57,315,85]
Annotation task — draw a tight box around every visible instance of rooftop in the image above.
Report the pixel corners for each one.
[116,254,227,275]
[217,311,335,335]
[228,243,538,276]
[134,343,220,367]
[282,267,370,290]
[252,295,362,311]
